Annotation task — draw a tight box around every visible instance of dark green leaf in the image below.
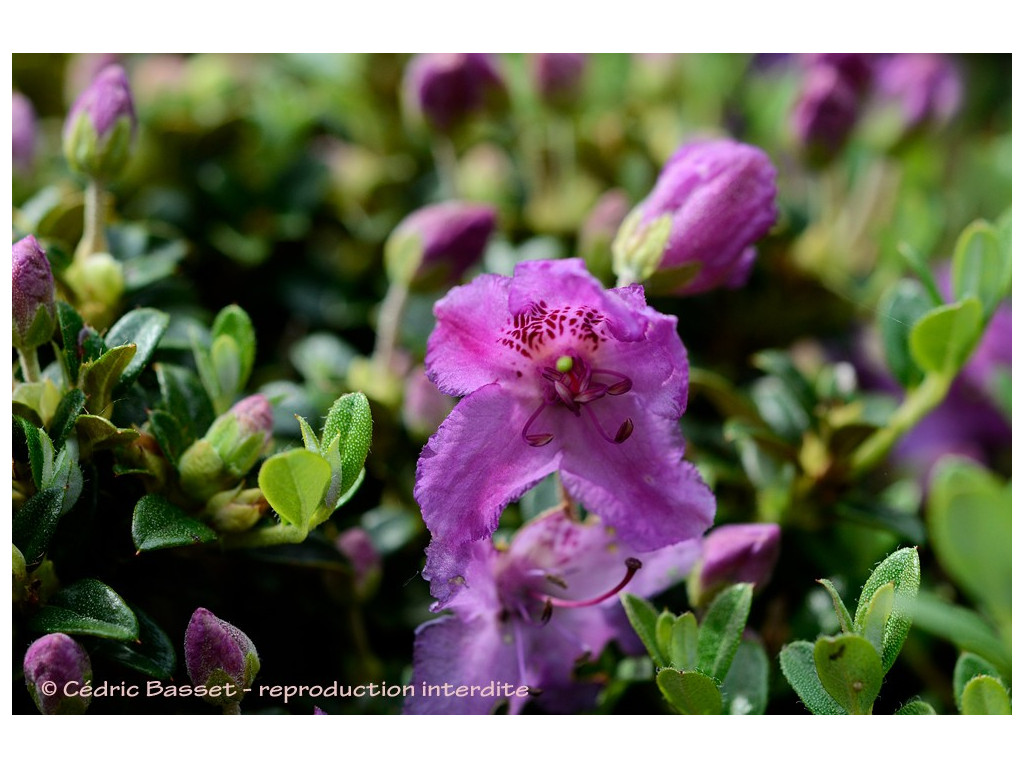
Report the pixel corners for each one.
[833,499,926,544]
[878,279,932,388]
[57,301,85,383]
[75,414,139,455]
[960,676,1012,715]
[104,308,170,388]
[720,639,769,715]
[17,415,52,490]
[697,583,753,682]
[779,640,844,715]
[814,634,882,715]
[954,653,1002,711]
[895,699,936,715]
[750,376,810,443]
[132,494,217,552]
[79,344,136,415]
[621,593,666,667]
[854,547,920,672]
[910,591,1010,681]
[656,669,722,715]
[49,389,86,450]
[92,606,177,679]
[909,299,983,376]
[156,363,214,441]
[13,487,65,563]
[29,579,139,641]
[751,350,817,414]
[951,220,1010,319]
[147,409,189,465]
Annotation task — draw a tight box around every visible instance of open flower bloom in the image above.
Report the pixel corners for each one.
[415,259,714,605]
[406,509,700,714]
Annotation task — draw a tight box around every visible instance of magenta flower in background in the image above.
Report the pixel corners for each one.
[530,53,588,110]
[406,510,701,714]
[13,92,36,172]
[692,523,781,606]
[390,201,497,289]
[24,633,93,715]
[403,53,506,133]
[877,53,962,130]
[625,139,778,294]
[415,258,714,605]
[792,65,862,159]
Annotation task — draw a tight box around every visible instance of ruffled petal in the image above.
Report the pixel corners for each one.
[416,383,561,604]
[425,273,517,396]
[559,408,715,552]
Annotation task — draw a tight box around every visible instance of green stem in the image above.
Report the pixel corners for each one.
[221,701,241,715]
[849,372,952,478]
[76,179,108,262]
[220,522,307,549]
[371,279,409,375]
[17,346,42,383]
[431,136,460,199]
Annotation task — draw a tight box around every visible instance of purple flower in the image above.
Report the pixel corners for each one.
[800,53,874,96]
[530,53,588,109]
[406,510,701,714]
[12,235,57,350]
[13,92,36,173]
[415,258,715,606]
[877,53,962,130]
[691,523,781,607]
[622,139,778,294]
[403,53,506,133]
[336,527,382,598]
[389,201,497,289]
[63,63,136,179]
[24,633,93,715]
[184,607,260,707]
[791,64,862,160]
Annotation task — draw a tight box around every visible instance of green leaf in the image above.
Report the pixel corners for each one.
[621,593,666,667]
[668,612,699,671]
[927,458,1011,628]
[212,305,257,388]
[951,220,1010,318]
[296,415,321,452]
[79,344,137,415]
[104,308,170,388]
[816,579,854,634]
[656,669,722,715]
[49,389,86,450]
[57,301,85,383]
[18,416,54,490]
[750,376,810,443]
[75,414,139,455]
[960,676,1012,715]
[258,448,332,530]
[813,634,883,715]
[954,653,1002,711]
[29,578,139,641]
[878,279,932,387]
[751,350,817,414]
[321,392,373,500]
[910,591,1010,681]
[720,639,769,715]
[895,699,936,715]
[146,409,189,465]
[156,363,214,441]
[859,582,895,659]
[909,298,983,376]
[655,610,675,663]
[779,640,844,715]
[12,487,65,563]
[854,547,920,673]
[132,494,217,552]
[697,583,753,682]
[92,606,176,679]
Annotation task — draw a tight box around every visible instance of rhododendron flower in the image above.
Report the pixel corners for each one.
[415,259,714,605]
[406,509,701,714]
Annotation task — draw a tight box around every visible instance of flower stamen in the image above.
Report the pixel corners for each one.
[532,558,643,610]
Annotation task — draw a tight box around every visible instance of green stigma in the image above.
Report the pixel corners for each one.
[556,356,574,373]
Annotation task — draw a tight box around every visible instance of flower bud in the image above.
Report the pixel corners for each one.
[335,528,382,599]
[800,53,874,96]
[385,201,496,290]
[13,92,37,173]
[63,64,136,180]
[403,53,506,133]
[178,394,273,500]
[791,64,861,163]
[689,523,781,607]
[877,53,961,131]
[24,633,93,715]
[614,138,777,294]
[184,608,259,709]
[530,53,587,110]
[12,235,57,351]
[203,486,267,533]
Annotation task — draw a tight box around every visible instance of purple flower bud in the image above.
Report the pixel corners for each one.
[184,608,259,707]
[24,633,93,715]
[800,53,875,96]
[12,92,37,173]
[791,64,861,162]
[63,63,136,179]
[877,53,962,130]
[335,527,382,598]
[12,235,57,350]
[693,523,781,605]
[530,53,588,109]
[403,53,506,133]
[228,393,274,443]
[624,138,777,294]
[389,201,497,289]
